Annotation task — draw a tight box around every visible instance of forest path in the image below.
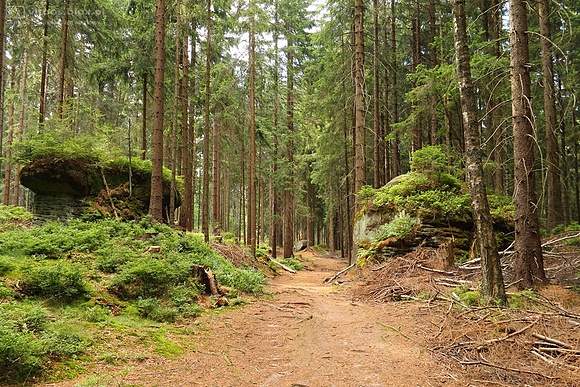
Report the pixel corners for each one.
[52,252,462,387]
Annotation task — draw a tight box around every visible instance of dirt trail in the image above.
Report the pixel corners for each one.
[53,253,462,386]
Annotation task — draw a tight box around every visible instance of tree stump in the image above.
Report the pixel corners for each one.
[191,264,220,296]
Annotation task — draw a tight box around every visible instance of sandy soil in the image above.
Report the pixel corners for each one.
[48,253,465,387]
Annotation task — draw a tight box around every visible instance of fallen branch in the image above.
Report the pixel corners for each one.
[269,257,296,274]
[324,263,355,283]
[417,264,455,275]
[531,333,573,349]
[531,348,579,371]
[542,232,580,247]
[482,317,539,345]
[377,322,414,342]
[460,354,557,380]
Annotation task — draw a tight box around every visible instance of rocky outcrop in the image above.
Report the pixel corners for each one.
[20,157,180,223]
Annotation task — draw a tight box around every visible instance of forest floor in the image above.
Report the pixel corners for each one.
[46,247,579,387]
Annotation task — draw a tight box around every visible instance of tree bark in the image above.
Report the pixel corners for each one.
[539,0,563,232]
[452,0,506,303]
[390,0,400,177]
[170,0,181,225]
[283,33,295,259]
[57,0,70,119]
[248,6,257,257]
[509,0,547,288]
[372,0,381,188]
[39,0,49,125]
[0,0,5,173]
[202,0,212,242]
[12,51,28,206]
[3,66,15,205]
[149,0,166,222]
[212,116,222,235]
[141,73,148,160]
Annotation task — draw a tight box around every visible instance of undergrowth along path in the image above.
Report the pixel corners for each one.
[50,252,460,386]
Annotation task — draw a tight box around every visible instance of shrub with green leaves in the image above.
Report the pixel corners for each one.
[374,212,420,242]
[0,302,88,383]
[21,262,88,301]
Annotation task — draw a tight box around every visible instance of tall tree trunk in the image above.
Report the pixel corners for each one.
[0,0,5,172]
[509,0,547,289]
[283,33,295,259]
[39,0,49,125]
[248,7,257,256]
[3,66,15,205]
[149,0,166,222]
[490,0,504,194]
[180,70,189,229]
[390,0,400,177]
[452,0,506,303]
[169,0,181,225]
[270,1,280,258]
[372,0,381,188]
[12,51,28,206]
[353,0,366,196]
[212,116,221,234]
[539,0,563,232]
[57,0,70,119]
[202,0,212,242]
[429,0,438,145]
[141,73,148,160]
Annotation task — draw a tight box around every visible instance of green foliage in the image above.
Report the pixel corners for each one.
[111,258,176,299]
[12,133,101,164]
[136,298,178,322]
[0,255,16,275]
[374,212,420,242]
[0,302,88,383]
[0,205,33,222]
[21,262,89,301]
[276,258,304,271]
[0,217,267,382]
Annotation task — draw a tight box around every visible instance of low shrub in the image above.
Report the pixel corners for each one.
[374,212,420,242]
[21,262,89,301]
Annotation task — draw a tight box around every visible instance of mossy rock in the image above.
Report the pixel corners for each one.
[20,157,180,223]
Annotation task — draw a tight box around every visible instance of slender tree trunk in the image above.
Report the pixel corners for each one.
[452,0,506,303]
[490,0,504,194]
[283,33,295,259]
[3,66,15,205]
[269,1,280,258]
[149,0,166,222]
[0,0,5,172]
[509,0,546,288]
[372,0,380,188]
[539,0,563,232]
[179,34,191,229]
[169,1,181,225]
[429,0,438,145]
[141,73,148,160]
[57,0,70,119]
[390,0,400,177]
[202,0,212,242]
[39,0,49,125]
[353,0,365,193]
[248,7,257,256]
[212,117,221,234]
[12,52,28,206]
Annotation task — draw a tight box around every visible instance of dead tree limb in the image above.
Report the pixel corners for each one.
[269,257,296,273]
[324,263,355,283]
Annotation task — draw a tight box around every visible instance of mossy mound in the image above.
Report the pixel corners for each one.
[354,146,514,262]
